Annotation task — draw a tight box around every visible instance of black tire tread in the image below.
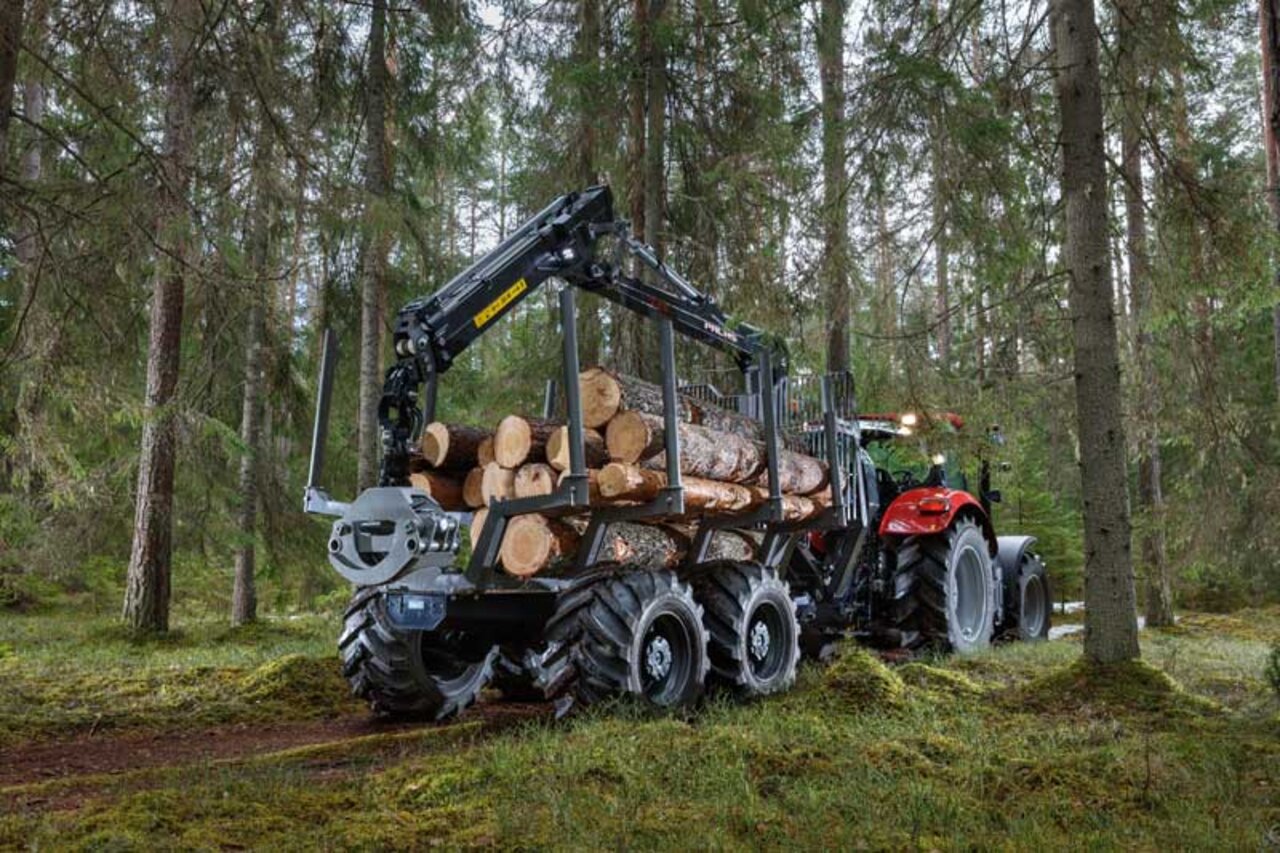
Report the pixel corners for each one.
[693,560,800,697]
[338,588,493,720]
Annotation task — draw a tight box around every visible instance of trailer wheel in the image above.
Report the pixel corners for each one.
[1008,553,1051,641]
[891,517,997,654]
[339,588,496,720]
[548,570,709,710]
[695,561,800,698]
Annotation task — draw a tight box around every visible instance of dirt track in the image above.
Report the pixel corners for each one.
[0,699,551,800]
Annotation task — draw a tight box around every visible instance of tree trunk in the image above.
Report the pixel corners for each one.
[613,0,649,378]
[12,0,52,473]
[421,423,491,470]
[124,0,201,634]
[931,0,951,369]
[1261,0,1280,401]
[643,0,667,257]
[1118,0,1173,627]
[356,0,391,491]
[1050,0,1139,663]
[574,0,603,365]
[0,0,21,170]
[232,19,279,626]
[819,0,850,373]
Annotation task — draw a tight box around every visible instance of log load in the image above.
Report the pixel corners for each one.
[579,367,805,451]
[597,463,754,512]
[557,468,604,504]
[462,467,485,508]
[500,515,682,577]
[513,463,557,498]
[493,416,559,468]
[420,423,491,470]
[545,426,609,472]
[606,409,827,495]
[480,462,516,505]
[408,471,466,511]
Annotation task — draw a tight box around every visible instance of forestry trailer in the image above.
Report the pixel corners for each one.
[304,186,1051,719]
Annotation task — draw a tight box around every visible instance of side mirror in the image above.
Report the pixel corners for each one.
[984,489,1003,504]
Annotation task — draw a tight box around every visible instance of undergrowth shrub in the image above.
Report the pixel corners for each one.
[1266,642,1280,701]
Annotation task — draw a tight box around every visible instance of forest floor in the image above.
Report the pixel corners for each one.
[1,602,1277,850]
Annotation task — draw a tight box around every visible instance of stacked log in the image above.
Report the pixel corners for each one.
[408,471,466,511]
[420,423,491,470]
[605,410,827,494]
[498,513,764,577]
[513,463,557,498]
[409,369,837,578]
[546,426,609,472]
[493,415,559,468]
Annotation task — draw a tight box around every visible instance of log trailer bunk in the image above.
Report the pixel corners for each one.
[304,185,1050,719]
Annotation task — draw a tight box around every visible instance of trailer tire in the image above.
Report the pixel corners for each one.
[339,587,496,720]
[891,517,997,654]
[694,561,800,698]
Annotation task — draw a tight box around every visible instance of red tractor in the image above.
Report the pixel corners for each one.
[786,408,1052,658]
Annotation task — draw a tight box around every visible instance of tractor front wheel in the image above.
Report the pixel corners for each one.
[891,517,997,654]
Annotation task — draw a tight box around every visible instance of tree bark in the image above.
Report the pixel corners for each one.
[606,410,827,493]
[931,0,951,368]
[598,462,754,512]
[408,470,466,510]
[643,0,667,258]
[421,423,491,470]
[1261,0,1280,402]
[500,514,682,577]
[356,0,391,491]
[0,0,21,170]
[232,6,280,626]
[1050,0,1139,663]
[1118,0,1173,627]
[579,367,801,449]
[124,0,201,634]
[819,0,850,373]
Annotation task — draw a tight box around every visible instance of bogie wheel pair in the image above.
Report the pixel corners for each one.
[545,563,801,712]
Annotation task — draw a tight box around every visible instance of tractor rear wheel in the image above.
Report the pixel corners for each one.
[541,569,710,711]
[339,588,496,720]
[891,517,997,654]
[694,561,800,698]
[1006,552,1051,641]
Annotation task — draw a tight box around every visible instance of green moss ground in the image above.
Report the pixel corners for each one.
[1,605,1278,850]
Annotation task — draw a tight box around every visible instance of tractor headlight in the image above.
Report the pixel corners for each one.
[900,412,919,428]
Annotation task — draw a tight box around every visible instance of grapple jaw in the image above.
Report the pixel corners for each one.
[326,487,461,587]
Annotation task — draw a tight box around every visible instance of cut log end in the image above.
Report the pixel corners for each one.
[462,467,485,508]
[514,463,557,498]
[500,514,577,577]
[579,367,623,429]
[546,426,608,472]
[480,462,516,505]
[605,410,657,464]
[469,507,489,550]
